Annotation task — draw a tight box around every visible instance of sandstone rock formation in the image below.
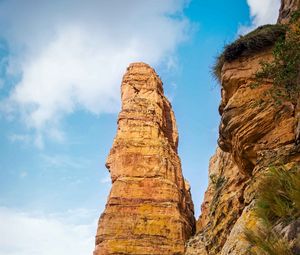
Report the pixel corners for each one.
[94,63,195,255]
[186,0,300,254]
[189,147,247,254]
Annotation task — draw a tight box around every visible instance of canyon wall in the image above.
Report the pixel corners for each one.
[186,0,300,254]
[94,1,300,254]
[94,63,195,255]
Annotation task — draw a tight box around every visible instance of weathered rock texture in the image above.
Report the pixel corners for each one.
[186,1,300,254]
[278,0,300,24]
[190,147,248,254]
[94,63,195,255]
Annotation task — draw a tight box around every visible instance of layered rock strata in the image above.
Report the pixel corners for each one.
[94,63,195,255]
[186,1,300,254]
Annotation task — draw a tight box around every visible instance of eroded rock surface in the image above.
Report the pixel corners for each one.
[186,148,247,255]
[94,63,195,255]
[187,0,300,254]
[188,49,300,255]
[278,0,300,24]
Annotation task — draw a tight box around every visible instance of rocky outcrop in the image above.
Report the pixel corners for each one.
[187,0,300,254]
[278,0,300,24]
[218,49,298,175]
[94,63,195,255]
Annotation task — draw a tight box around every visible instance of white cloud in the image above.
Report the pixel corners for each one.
[239,0,281,34]
[100,175,111,184]
[19,171,28,178]
[0,0,190,145]
[40,153,92,170]
[0,207,97,255]
[8,133,31,143]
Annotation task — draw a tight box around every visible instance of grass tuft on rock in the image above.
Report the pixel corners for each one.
[255,165,300,225]
[245,228,293,255]
[212,24,287,82]
[244,165,300,254]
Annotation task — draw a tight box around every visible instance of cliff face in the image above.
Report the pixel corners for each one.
[278,0,300,24]
[94,63,195,255]
[186,1,300,254]
[217,47,298,255]
[186,148,245,255]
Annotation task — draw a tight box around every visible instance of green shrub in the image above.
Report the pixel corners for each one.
[254,13,300,103]
[256,33,300,101]
[291,10,300,23]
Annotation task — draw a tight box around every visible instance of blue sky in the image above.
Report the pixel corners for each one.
[0,0,280,254]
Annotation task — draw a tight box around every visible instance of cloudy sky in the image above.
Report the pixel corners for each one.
[0,0,281,254]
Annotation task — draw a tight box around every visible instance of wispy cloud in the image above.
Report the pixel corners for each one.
[239,0,281,34]
[0,0,190,146]
[19,171,28,179]
[0,207,96,255]
[40,154,92,170]
[100,175,111,184]
[8,133,31,143]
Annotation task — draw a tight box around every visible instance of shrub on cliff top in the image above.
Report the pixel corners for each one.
[213,24,287,82]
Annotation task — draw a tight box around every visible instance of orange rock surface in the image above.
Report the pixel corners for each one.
[186,0,300,254]
[194,147,247,254]
[94,63,195,255]
[187,48,299,255]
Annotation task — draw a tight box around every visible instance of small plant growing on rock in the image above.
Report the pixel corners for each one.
[255,166,300,224]
[254,12,300,104]
[209,174,226,215]
[210,174,226,190]
[244,165,300,254]
[245,227,293,255]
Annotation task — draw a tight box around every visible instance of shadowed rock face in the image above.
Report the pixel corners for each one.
[94,63,195,255]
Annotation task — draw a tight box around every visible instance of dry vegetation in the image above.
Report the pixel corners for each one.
[213,24,287,82]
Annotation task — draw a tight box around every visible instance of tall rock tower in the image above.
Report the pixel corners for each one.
[94,63,195,255]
